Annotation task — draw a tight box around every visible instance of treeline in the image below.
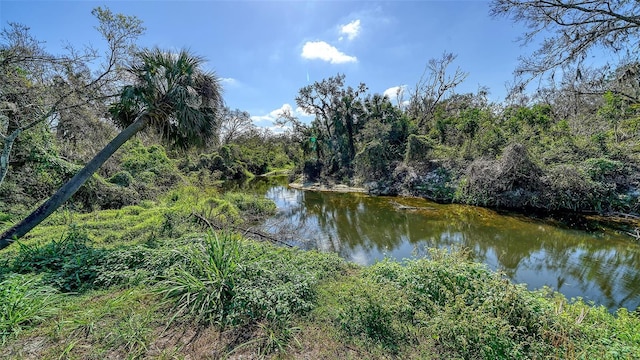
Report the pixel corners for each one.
[2,4,640,222]
[284,62,640,214]
[0,106,299,216]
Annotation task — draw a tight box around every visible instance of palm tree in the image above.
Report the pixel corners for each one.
[0,48,223,250]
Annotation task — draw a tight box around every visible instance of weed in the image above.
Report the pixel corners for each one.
[108,312,153,359]
[0,274,59,344]
[11,228,103,292]
[230,315,301,358]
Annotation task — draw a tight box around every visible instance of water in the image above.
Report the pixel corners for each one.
[242,177,640,311]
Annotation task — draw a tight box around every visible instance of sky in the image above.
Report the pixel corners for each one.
[2,0,535,131]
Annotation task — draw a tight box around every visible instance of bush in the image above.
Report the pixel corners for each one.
[542,164,616,211]
[74,176,141,210]
[9,226,177,291]
[223,192,277,218]
[404,134,433,163]
[159,233,342,331]
[159,232,241,327]
[342,250,563,359]
[336,276,409,353]
[108,171,134,187]
[583,157,625,182]
[459,143,542,208]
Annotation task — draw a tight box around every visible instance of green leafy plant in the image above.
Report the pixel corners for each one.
[159,231,241,327]
[11,228,104,292]
[230,315,301,358]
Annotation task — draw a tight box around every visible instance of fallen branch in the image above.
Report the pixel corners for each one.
[605,212,640,220]
[191,212,292,247]
[625,228,640,241]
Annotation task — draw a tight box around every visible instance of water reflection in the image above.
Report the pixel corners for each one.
[244,178,640,311]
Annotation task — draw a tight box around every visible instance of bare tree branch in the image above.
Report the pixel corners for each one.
[407,52,468,130]
[491,0,640,95]
[0,7,144,188]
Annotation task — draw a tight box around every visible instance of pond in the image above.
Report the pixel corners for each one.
[235,176,640,312]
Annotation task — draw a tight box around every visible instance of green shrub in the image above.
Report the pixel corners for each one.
[203,198,241,225]
[231,259,316,325]
[0,212,11,224]
[405,134,433,163]
[543,164,617,211]
[583,157,625,182]
[92,246,176,288]
[332,250,576,359]
[223,192,277,218]
[121,144,173,175]
[159,233,340,331]
[11,228,104,292]
[108,171,134,187]
[74,175,141,210]
[159,232,241,327]
[336,276,408,353]
[10,226,177,291]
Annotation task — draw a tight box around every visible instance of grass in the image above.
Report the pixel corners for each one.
[0,274,59,346]
[1,185,639,359]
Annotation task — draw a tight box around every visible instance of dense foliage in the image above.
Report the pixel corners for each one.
[287,72,640,214]
[1,207,638,358]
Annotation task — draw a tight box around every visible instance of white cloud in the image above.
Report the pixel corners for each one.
[383,85,407,102]
[340,19,361,41]
[251,104,314,125]
[220,77,239,87]
[301,41,357,64]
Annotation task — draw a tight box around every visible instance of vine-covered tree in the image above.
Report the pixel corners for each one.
[0,48,224,249]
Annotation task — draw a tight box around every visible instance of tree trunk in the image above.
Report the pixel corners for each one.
[0,129,22,187]
[0,115,149,250]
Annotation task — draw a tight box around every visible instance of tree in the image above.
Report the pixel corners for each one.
[490,0,640,97]
[598,91,630,142]
[0,7,144,186]
[0,48,224,249]
[355,93,411,178]
[295,74,368,175]
[219,107,253,145]
[407,52,468,131]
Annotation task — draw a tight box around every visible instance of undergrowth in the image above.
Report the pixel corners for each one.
[0,188,638,359]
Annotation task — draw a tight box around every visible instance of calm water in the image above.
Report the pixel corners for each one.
[239,177,640,311]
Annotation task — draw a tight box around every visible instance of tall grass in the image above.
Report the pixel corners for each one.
[0,274,59,345]
[159,231,241,327]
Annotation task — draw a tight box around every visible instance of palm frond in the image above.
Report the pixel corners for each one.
[110,47,224,148]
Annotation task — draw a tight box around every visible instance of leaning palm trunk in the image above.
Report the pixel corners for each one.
[0,115,149,250]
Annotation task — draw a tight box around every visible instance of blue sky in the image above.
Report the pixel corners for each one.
[2,1,532,131]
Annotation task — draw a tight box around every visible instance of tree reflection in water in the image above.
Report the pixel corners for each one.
[247,178,640,312]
